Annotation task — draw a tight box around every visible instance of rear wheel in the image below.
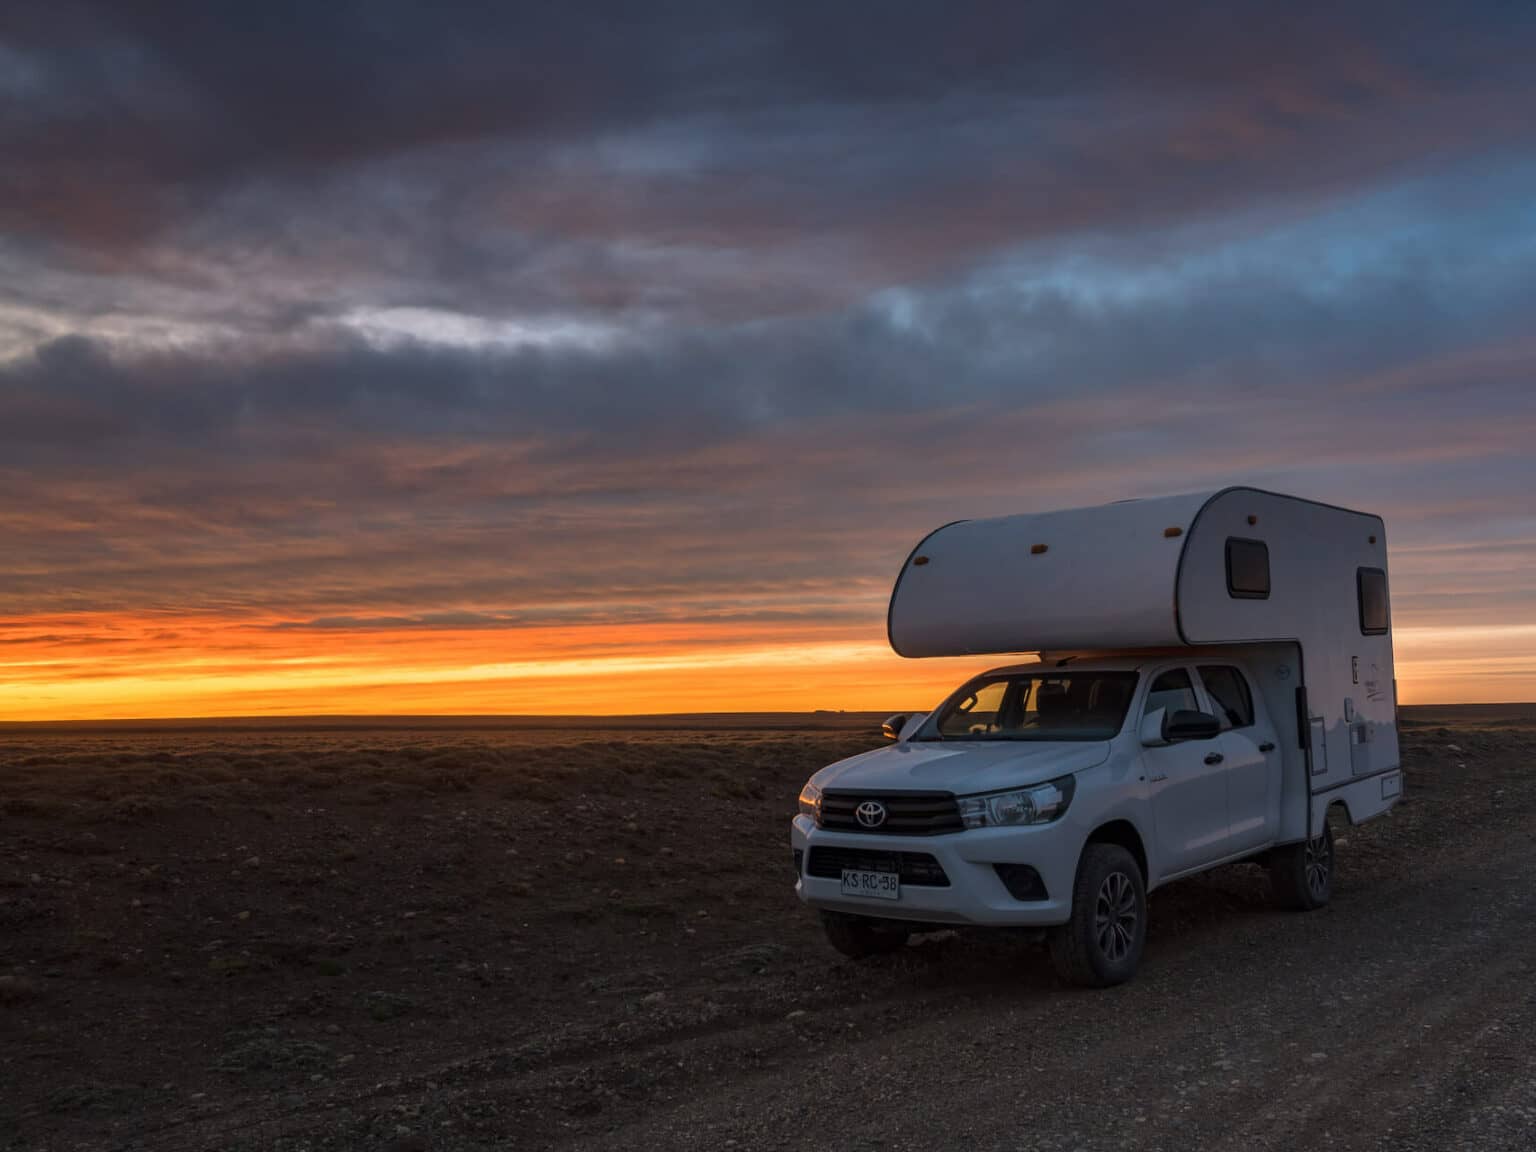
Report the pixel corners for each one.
[819,912,910,959]
[1270,822,1334,910]
[1048,843,1146,987]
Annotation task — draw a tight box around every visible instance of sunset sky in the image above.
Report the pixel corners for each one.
[2,2,1535,719]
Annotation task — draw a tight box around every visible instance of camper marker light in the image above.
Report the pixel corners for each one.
[957,776,1075,829]
[798,781,823,820]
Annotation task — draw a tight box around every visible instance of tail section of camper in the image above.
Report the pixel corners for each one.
[1174,487,1402,833]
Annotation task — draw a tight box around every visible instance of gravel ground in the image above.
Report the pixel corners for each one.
[2,709,1533,1151]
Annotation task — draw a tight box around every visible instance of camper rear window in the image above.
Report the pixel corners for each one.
[1358,567,1389,635]
[1225,538,1270,599]
[918,671,1139,742]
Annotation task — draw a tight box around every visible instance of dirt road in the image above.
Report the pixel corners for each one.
[3,713,1533,1150]
[576,784,1536,1152]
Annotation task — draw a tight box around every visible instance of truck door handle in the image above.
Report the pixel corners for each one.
[1148,773,1168,782]
[1259,742,1276,753]
[1204,752,1224,765]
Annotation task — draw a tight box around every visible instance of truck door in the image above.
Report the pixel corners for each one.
[1142,666,1230,878]
[1197,664,1278,854]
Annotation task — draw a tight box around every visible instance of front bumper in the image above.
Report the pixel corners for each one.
[790,814,1077,927]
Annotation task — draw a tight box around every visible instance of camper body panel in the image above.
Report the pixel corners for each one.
[1177,488,1401,830]
[888,491,1207,658]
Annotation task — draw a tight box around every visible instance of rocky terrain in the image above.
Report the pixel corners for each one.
[2,706,1533,1151]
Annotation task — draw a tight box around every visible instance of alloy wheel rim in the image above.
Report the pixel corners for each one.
[1304,831,1332,899]
[1094,870,1138,962]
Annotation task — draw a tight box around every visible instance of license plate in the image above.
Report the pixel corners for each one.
[841,869,900,901]
[1382,773,1402,800]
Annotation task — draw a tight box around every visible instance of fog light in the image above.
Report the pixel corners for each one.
[994,863,1048,901]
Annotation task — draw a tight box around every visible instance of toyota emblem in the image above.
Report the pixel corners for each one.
[854,800,887,829]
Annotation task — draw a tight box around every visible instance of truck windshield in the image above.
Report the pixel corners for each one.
[916,671,1139,742]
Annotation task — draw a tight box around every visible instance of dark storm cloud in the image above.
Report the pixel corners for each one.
[3,0,1534,354]
[2,167,1533,628]
[5,0,1535,261]
[2,0,1536,672]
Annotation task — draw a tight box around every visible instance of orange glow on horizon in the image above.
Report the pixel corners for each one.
[0,611,996,720]
[0,610,1528,721]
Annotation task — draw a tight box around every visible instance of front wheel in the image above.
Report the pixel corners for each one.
[1270,822,1334,910]
[819,912,910,959]
[1048,843,1147,987]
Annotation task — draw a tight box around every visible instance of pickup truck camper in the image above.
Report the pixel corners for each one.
[791,488,1402,986]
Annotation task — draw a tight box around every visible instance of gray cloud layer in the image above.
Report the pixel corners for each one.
[2,1,1534,659]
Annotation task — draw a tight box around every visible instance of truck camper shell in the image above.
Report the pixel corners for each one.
[887,487,1402,837]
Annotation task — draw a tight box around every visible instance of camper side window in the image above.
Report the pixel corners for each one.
[1225,538,1270,599]
[1143,669,1198,718]
[1197,666,1254,730]
[1358,567,1389,635]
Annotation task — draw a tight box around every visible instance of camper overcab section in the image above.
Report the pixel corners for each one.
[791,488,1402,987]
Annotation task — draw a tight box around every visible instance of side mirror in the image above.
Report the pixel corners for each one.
[1164,709,1222,741]
[1139,707,1169,747]
[881,713,911,741]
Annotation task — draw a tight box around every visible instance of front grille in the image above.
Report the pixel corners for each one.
[818,791,962,835]
[805,846,950,887]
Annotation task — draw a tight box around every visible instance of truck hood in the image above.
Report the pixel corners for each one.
[812,739,1110,796]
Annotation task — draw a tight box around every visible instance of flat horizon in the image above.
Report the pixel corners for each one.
[3,701,1533,733]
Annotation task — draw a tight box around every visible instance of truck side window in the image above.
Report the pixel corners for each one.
[1357,567,1388,635]
[1197,665,1254,729]
[1144,669,1198,717]
[1225,537,1270,599]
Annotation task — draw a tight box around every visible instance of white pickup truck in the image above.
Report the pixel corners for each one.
[791,489,1403,986]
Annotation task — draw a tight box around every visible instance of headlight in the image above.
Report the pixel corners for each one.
[798,781,823,820]
[957,776,1075,829]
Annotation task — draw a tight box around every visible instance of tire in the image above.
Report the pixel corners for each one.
[1270,821,1334,910]
[1048,843,1147,988]
[819,912,910,959]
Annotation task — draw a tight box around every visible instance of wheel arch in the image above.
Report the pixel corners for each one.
[1326,797,1356,827]
[1084,818,1149,886]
